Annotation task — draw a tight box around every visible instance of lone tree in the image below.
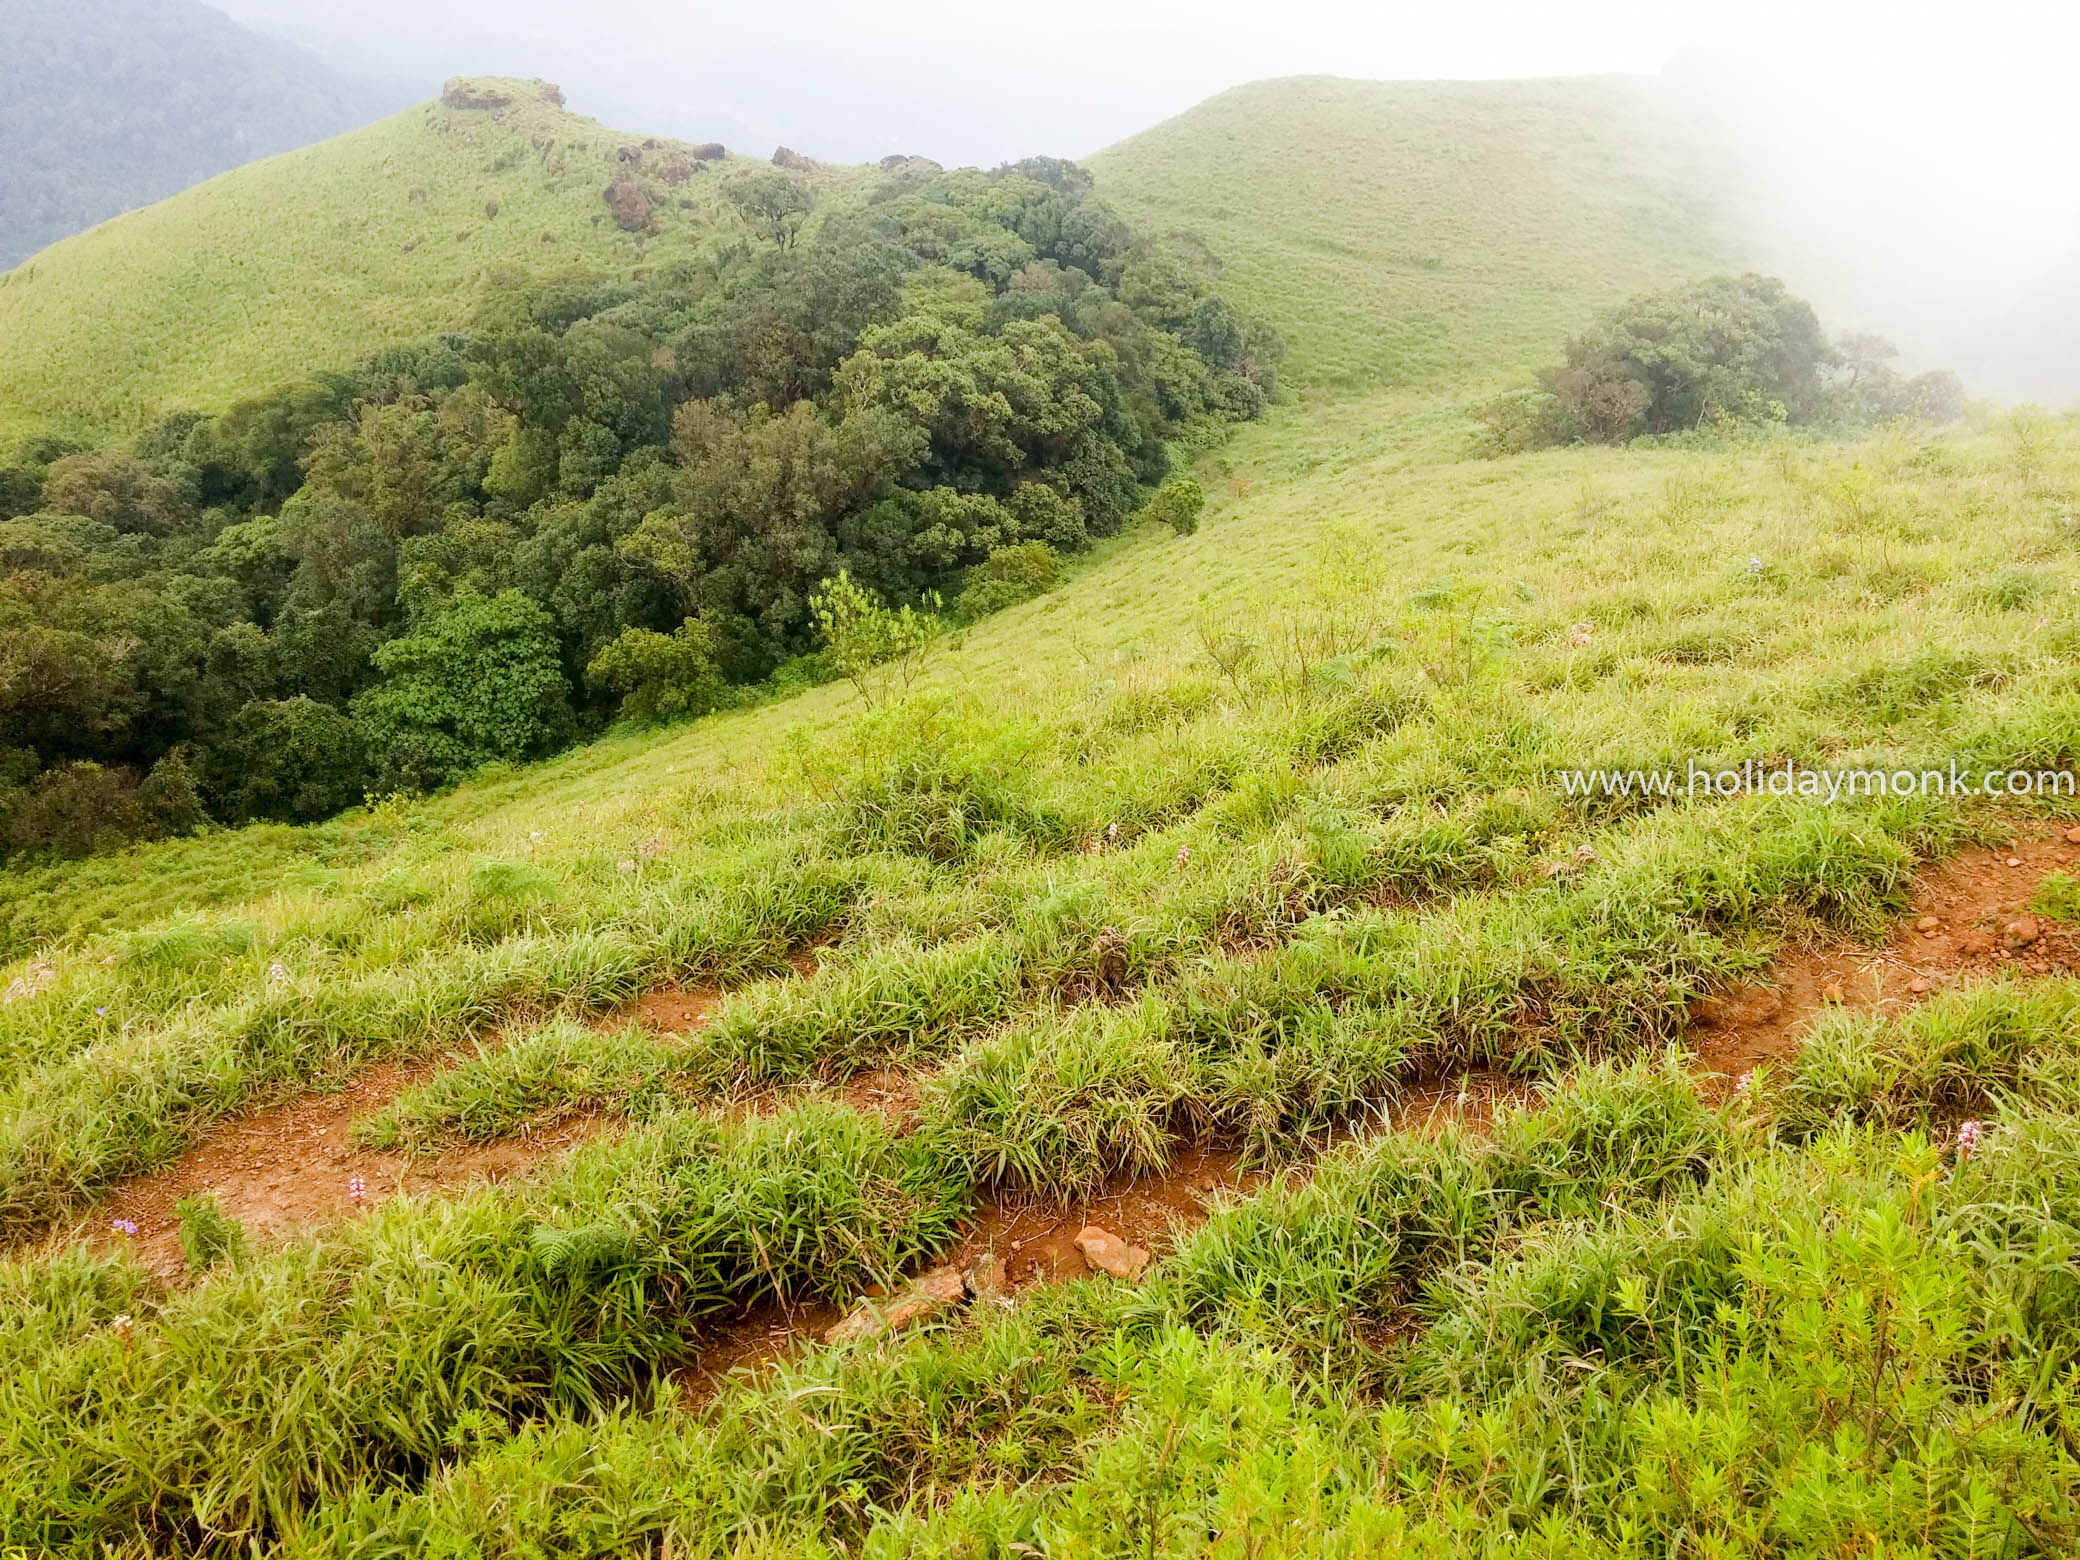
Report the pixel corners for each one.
[809,571,942,706]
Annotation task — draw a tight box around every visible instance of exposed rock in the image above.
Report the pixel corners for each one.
[441,79,512,111]
[1958,930,1998,956]
[536,79,566,106]
[2003,915,2041,950]
[825,1264,967,1343]
[963,1250,1010,1307]
[602,177,652,233]
[772,145,818,171]
[2066,827,2080,844]
[1916,915,1941,933]
[1909,977,1933,994]
[879,153,943,171]
[691,142,727,162]
[1074,1225,1149,1282]
[617,144,641,164]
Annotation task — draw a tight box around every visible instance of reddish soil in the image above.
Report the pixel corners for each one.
[1687,827,2080,1089]
[70,969,804,1280]
[620,986,723,1034]
[79,1055,610,1281]
[673,1143,1265,1404]
[836,1066,923,1125]
[1388,1069,1538,1136]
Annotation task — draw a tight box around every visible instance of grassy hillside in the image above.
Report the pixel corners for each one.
[4,391,2080,1549]
[1089,75,1735,390]
[0,77,772,443]
[7,63,2080,1554]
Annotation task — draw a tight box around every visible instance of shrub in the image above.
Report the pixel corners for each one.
[1,752,203,859]
[352,591,571,793]
[1141,476,1205,535]
[955,542,1059,621]
[584,619,728,725]
[809,571,943,706]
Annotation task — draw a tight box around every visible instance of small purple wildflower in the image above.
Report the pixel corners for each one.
[1957,1119,1984,1159]
[1176,845,1191,871]
[110,1218,138,1237]
[95,1006,109,1017]
[111,1313,133,1349]
[1733,1070,1754,1096]
[347,1175,367,1207]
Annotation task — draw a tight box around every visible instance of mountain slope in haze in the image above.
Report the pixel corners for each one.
[0,0,407,271]
[0,78,773,443]
[1088,75,1736,391]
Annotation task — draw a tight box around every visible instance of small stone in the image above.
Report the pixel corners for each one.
[2007,857,2024,869]
[2003,916,2041,951]
[1909,978,1932,994]
[963,1250,1010,1306]
[1821,983,1846,1005]
[825,1264,967,1343]
[1074,1225,1150,1282]
[1915,916,1941,933]
[1957,931,1997,956]
[2065,827,2080,844]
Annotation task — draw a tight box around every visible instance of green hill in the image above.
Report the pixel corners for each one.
[0,77,770,444]
[1089,75,1735,390]
[5,60,2080,1557]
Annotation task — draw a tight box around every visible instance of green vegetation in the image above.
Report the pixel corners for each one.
[0,78,753,443]
[1480,271,1969,448]
[0,0,401,270]
[5,64,2080,1560]
[0,148,1271,857]
[1,392,2078,1550]
[1088,76,1731,389]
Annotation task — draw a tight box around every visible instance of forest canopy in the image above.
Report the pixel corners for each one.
[0,157,1280,859]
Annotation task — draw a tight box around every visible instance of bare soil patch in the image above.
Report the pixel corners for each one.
[82,1057,610,1280]
[1688,827,2080,1088]
[674,1143,1265,1404]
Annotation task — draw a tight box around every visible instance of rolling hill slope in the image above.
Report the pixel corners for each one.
[0,77,767,444]
[1089,75,1737,391]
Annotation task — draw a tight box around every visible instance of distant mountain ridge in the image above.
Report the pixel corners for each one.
[0,0,407,269]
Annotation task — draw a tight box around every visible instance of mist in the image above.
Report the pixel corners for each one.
[227,0,2080,402]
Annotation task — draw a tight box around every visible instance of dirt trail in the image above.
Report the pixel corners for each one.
[675,1144,1264,1402]
[83,1054,610,1280]
[1687,827,2080,1088]
[73,985,743,1279]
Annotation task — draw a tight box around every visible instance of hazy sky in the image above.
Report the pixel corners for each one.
[225,0,2080,394]
[225,0,2080,185]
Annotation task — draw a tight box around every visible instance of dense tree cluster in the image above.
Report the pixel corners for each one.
[1481,273,1965,450]
[0,158,1279,858]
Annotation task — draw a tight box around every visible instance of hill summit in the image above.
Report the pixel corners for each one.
[0,76,760,443]
[1088,75,1735,390]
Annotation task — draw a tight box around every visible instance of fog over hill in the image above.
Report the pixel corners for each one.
[0,0,408,268]
[219,0,2080,402]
